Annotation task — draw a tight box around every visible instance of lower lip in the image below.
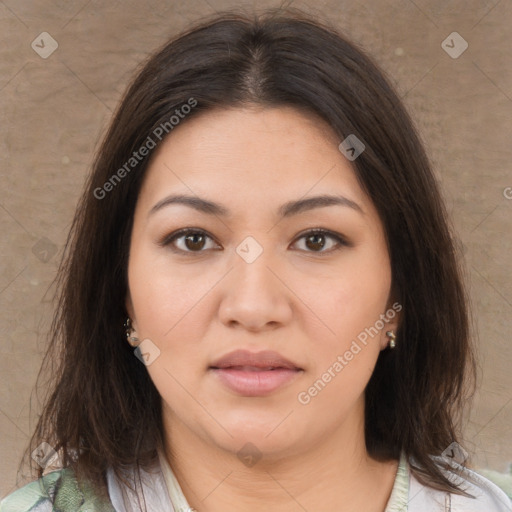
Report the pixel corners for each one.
[210,368,303,396]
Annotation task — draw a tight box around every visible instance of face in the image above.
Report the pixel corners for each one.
[125,105,399,462]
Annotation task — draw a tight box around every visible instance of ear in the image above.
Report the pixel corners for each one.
[378,299,402,351]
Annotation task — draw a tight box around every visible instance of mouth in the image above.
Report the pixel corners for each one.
[210,365,295,371]
[210,349,302,371]
[208,350,303,397]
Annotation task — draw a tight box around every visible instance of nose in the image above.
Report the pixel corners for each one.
[218,243,293,332]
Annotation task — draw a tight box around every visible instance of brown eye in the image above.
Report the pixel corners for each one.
[183,232,206,251]
[293,229,347,253]
[160,229,220,253]
[305,233,326,251]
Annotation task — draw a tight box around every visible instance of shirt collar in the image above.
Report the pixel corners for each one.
[156,445,409,512]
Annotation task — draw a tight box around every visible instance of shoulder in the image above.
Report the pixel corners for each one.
[408,455,512,512]
[476,467,512,501]
[0,467,115,512]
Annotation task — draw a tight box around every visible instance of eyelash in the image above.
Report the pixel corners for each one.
[158,227,350,255]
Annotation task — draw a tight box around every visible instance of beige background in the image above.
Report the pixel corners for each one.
[1,0,511,499]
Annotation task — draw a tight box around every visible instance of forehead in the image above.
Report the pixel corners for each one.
[136,106,376,223]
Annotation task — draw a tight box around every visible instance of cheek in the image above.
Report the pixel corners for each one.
[130,267,211,411]
[126,252,215,408]
[303,259,390,338]
[295,283,387,417]
[127,243,212,339]
[296,257,391,385]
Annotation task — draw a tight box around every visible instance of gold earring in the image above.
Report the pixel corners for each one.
[386,330,396,349]
[124,318,140,347]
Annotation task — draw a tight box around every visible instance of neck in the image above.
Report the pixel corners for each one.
[160,401,398,512]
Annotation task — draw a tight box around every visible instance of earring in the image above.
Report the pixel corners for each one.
[124,317,140,347]
[386,330,396,349]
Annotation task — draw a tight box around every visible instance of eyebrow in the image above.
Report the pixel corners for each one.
[148,193,364,218]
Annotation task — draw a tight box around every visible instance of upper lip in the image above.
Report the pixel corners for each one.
[210,349,302,371]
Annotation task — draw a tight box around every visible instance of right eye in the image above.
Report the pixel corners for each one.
[158,228,221,254]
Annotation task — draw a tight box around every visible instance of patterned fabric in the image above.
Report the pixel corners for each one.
[0,468,115,512]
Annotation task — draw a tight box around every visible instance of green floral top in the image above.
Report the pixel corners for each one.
[0,467,115,512]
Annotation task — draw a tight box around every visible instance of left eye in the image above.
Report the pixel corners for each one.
[159,228,347,254]
[292,229,347,253]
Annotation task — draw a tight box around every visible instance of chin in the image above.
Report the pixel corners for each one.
[206,414,304,456]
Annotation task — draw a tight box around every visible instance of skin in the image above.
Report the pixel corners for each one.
[125,105,401,512]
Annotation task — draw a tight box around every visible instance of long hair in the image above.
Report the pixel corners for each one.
[21,6,477,506]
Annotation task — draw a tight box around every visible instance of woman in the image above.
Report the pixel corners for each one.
[1,6,511,512]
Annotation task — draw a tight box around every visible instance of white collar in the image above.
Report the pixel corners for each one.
[408,455,512,511]
[157,446,197,511]
[106,448,511,512]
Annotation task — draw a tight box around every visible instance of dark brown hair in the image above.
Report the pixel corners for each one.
[21,5,477,506]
